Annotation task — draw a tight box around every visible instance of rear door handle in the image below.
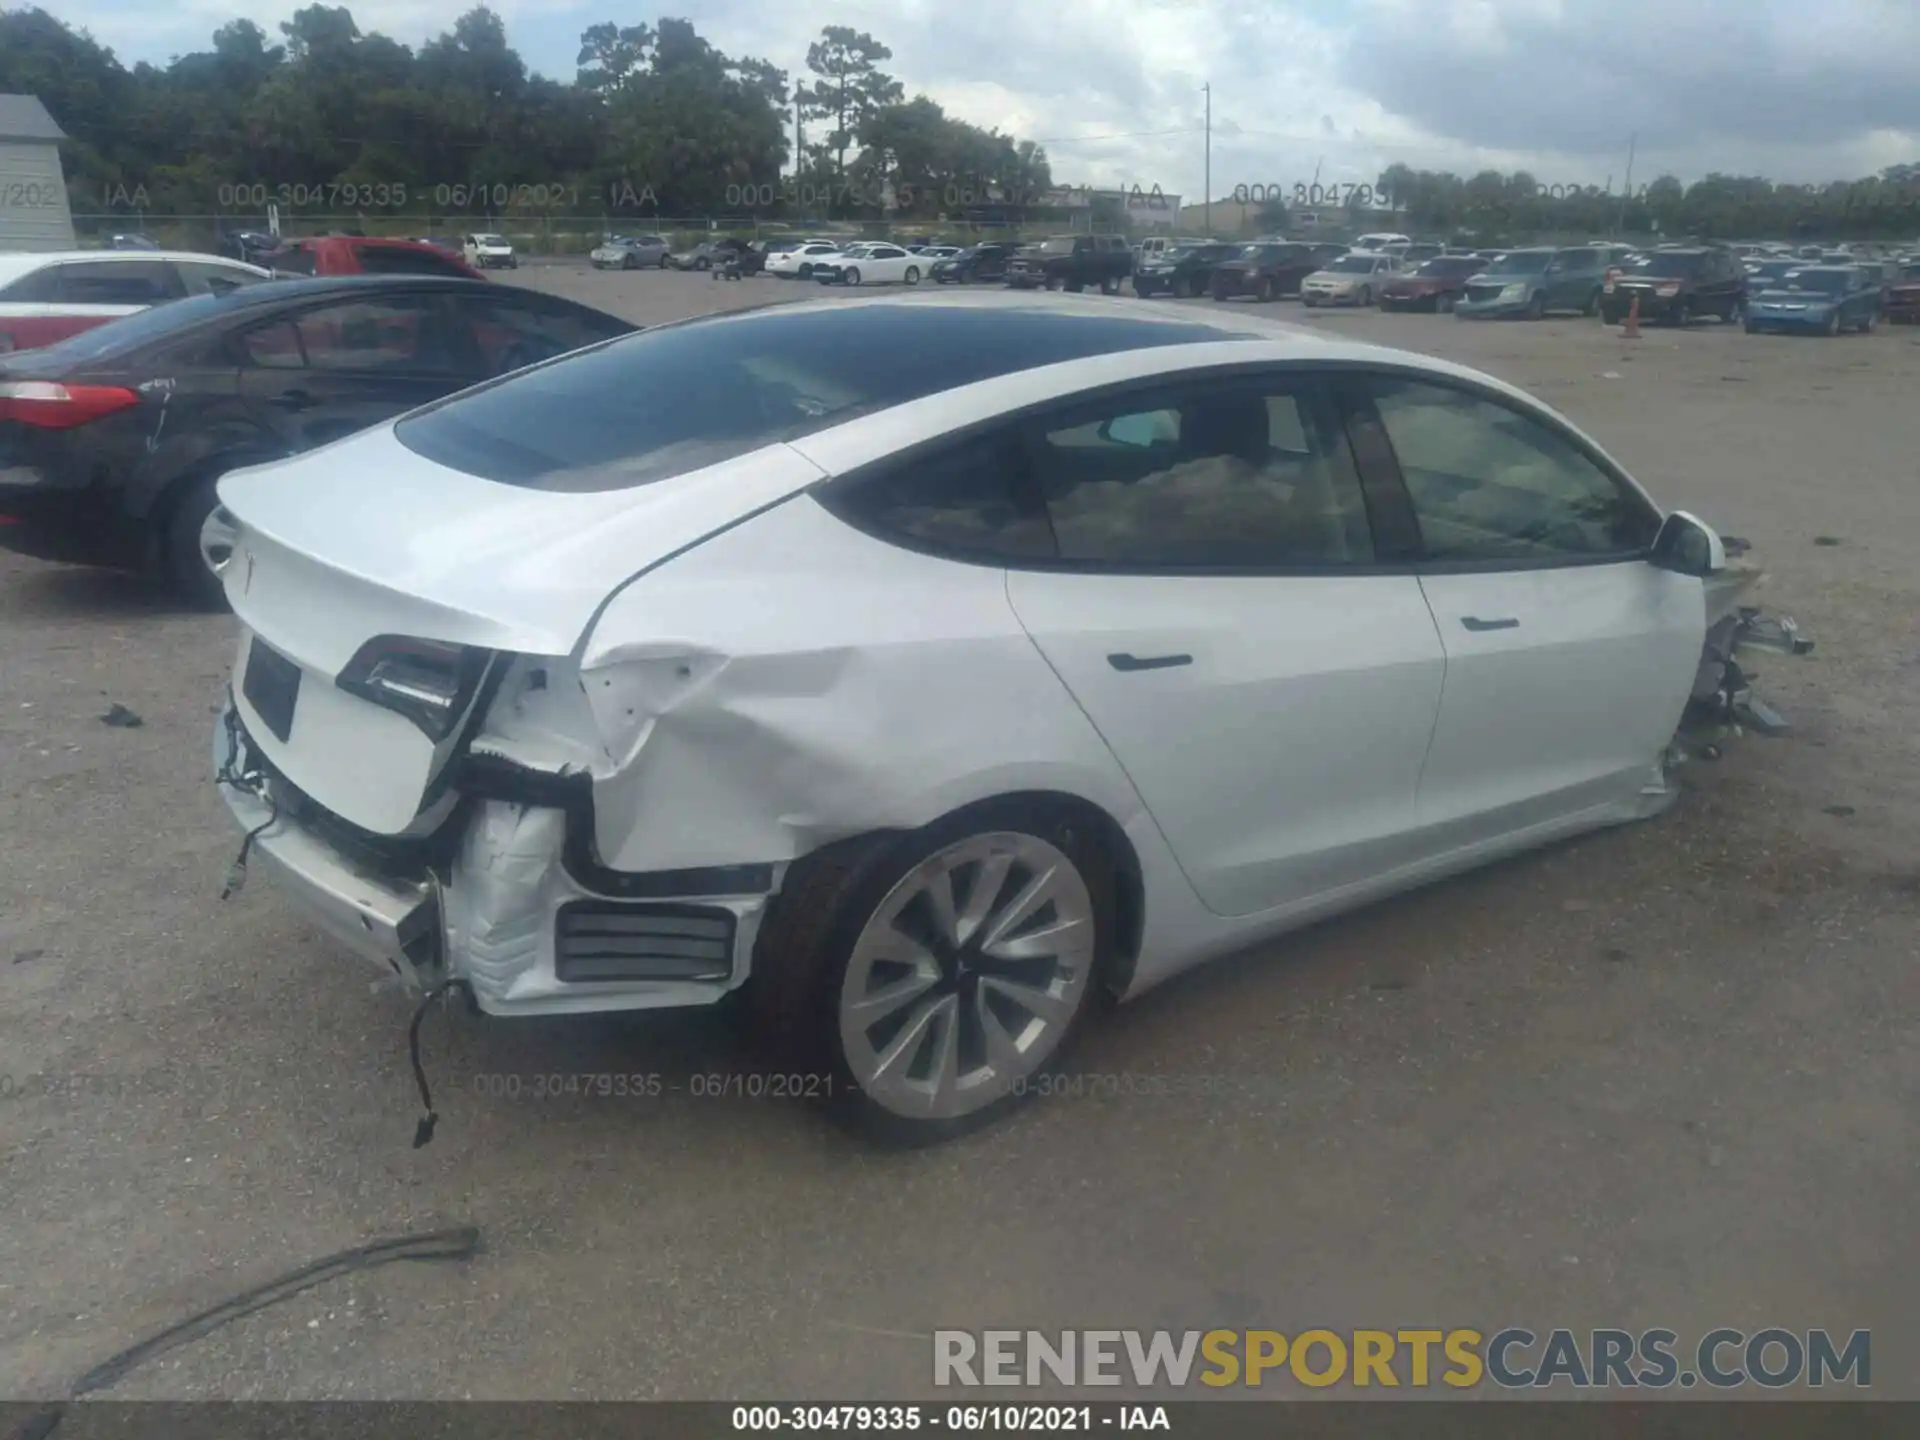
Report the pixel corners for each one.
[272,389,314,411]
[1108,652,1192,672]
[1460,616,1520,632]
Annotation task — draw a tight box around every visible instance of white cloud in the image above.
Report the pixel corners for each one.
[41,0,1920,196]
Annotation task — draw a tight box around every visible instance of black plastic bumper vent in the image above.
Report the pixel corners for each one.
[554,902,736,983]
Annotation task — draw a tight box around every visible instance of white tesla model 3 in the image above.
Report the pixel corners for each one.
[211,290,1801,1143]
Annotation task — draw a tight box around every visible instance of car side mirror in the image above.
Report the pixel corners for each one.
[1651,510,1727,577]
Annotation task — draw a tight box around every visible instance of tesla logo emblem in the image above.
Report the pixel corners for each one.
[243,551,255,593]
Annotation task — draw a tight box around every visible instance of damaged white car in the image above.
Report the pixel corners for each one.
[211,291,1808,1143]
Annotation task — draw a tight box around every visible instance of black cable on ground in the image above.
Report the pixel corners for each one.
[11,1225,481,1440]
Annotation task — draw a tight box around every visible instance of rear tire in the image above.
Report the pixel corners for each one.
[1436,292,1455,313]
[164,473,238,611]
[1357,285,1373,307]
[1254,276,1275,302]
[904,266,920,285]
[747,799,1115,1147]
[1582,287,1600,317]
[1524,291,1545,320]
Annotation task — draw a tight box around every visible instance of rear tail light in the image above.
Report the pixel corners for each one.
[336,635,493,741]
[0,333,14,354]
[0,382,141,430]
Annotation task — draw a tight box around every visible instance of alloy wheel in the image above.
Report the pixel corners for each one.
[838,831,1095,1121]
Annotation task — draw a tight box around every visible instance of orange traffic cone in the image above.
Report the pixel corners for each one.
[1622,294,1642,338]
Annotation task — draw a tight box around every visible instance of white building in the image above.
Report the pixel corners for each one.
[0,95,76,252]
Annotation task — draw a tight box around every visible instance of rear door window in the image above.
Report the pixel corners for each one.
[56,261,181,305]
[289,296,464,374]
[0,266,60,303]
[174,261,271,297]
[237,320,306,369]
[1027,378,1375,567]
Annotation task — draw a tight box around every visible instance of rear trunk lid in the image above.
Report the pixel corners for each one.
[219,424,826,834]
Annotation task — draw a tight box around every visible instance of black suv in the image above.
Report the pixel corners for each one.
[1600,246,1748,325]
[1131,242,1242,298]
[931,243,1017,284]
[1004,234,1134,293]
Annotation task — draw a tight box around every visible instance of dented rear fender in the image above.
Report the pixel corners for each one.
[467,492,1152,879]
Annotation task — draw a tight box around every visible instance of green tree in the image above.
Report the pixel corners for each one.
[796,26,903,204]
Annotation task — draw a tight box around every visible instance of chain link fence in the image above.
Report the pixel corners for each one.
[67,212,1107,257]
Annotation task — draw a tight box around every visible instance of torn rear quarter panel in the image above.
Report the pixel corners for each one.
[561,492,1152,876]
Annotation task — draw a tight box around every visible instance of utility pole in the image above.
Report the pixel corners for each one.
[1203,83,1211,236]
[1617,132,1637,238]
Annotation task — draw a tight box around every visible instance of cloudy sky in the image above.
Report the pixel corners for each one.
[38,0,1920,197]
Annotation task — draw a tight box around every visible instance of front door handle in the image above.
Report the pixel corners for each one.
[1461,616,1520,632]
[272,389,315,411]
[1108,652,1192,672]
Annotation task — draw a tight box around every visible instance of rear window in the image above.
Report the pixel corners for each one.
[1040,238,1081,255]
[1626,252,1706,277]
[395,304,1253,490]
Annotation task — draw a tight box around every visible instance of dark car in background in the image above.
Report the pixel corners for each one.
[219,230,283,267]
[1131,241,1241,298]
[1600,247,1748,325]
[1745,266,1882,336]
[1887,261,1920,324]
[931,243,1018,284]
[0,276,634,604]
[1209,241,1339,302]
[1378,253,1488,312]
[1456,245,1607,319]
[1004,234,1133,292]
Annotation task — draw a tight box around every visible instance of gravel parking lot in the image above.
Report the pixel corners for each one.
[3,262,1916,1402]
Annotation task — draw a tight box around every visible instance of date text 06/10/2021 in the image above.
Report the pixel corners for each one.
[731,1406,1170,1432]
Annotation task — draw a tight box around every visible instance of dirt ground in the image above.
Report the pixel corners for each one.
[1,266,1915,1403]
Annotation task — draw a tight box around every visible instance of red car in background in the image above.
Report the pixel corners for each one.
[1378,253,1489,312]
[0,250,274,354]
[263,235,486,279]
